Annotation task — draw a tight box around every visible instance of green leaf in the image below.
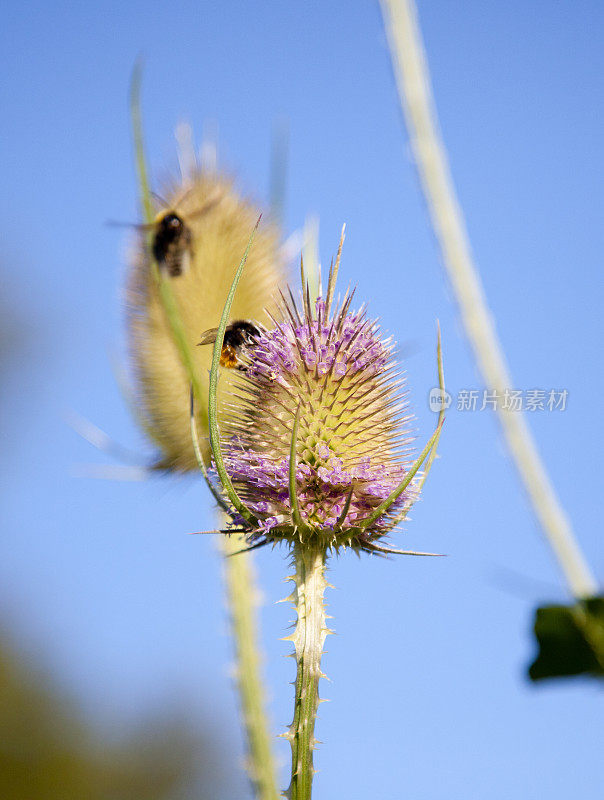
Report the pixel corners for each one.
[207,219,261,527]
[528,596,604,681]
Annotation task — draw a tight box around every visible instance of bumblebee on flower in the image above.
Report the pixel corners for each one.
[198,226,445,557]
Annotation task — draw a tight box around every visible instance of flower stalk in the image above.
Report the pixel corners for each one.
[130,70,279,800]
[284,543,329,800]
[206,221,447,796]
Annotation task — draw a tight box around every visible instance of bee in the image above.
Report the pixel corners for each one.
[151,190,224,277]
[151,211,193,277]
[198,320,263,370]
[111,191,222,278]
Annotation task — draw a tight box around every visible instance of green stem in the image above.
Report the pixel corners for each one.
[129,60,154,226]
[221,530,280,800]
[285,544,329,800]
[129,69,279,798]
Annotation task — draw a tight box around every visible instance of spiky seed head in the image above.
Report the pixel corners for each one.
[126,172,285,471]
[221,288,416,550]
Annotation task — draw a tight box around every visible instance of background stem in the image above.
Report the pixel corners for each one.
[285,544,329,800]
[379,0,598,598]
[221,531,280,800]
[130,72,280,798]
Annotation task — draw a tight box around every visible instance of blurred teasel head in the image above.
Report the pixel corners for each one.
[125,171,285,472]
[209,233,445,555]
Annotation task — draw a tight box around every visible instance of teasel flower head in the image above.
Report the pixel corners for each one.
[196,226,445,799]
[205,228,445,556]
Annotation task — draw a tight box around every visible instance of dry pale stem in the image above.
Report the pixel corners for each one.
[221,532,280,800]
[380,0,597,598]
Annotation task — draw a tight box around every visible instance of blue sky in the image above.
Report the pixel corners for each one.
[1,1,603,797]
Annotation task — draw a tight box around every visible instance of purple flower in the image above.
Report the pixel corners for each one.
[219,286,420,552]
